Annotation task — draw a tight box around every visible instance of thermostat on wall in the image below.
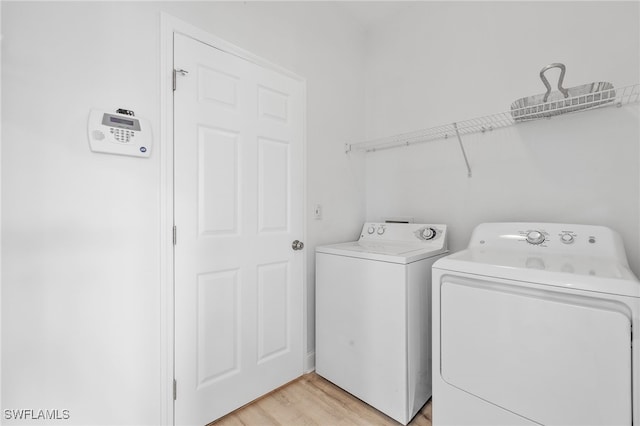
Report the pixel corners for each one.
[88,109,152,158]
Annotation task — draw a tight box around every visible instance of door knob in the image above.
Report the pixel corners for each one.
[291,240,304,251]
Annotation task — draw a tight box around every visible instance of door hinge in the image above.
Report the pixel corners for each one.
[173,379,177,401]
[173,226,177,246]
[173,69,189,91]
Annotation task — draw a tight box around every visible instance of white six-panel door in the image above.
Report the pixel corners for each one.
[173,33,305,425]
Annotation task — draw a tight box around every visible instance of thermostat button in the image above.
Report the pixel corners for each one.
[92,130,105,141]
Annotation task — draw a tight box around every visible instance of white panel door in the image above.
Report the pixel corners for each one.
[440,276,632,426]
[173,33,304,425]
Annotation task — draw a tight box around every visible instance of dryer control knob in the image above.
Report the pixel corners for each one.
[526,230,546,245]
[421,227,436,240]
[560,233,574,244]
[367,226,376,234]
[377,226,386,235]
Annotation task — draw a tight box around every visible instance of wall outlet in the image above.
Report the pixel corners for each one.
[313,204,322,220]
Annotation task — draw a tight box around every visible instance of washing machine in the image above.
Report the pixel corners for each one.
[316,222,448,425]
[432,222,640,426]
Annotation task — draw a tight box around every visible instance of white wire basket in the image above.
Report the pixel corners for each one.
[511,63,617,121]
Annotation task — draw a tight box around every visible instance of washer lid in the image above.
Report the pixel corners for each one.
[317,241,447,264]
[434,248,640,297]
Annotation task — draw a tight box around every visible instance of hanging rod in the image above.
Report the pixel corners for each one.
[345,83,640,157]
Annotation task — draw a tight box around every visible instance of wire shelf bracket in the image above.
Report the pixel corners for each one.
[453,122,472,177]
[346,83,640,177]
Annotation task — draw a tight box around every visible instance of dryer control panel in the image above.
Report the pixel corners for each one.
[468,222,628,261]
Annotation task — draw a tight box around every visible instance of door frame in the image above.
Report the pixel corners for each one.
[159,13,308,425]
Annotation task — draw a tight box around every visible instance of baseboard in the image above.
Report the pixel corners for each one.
[305,350,315,373]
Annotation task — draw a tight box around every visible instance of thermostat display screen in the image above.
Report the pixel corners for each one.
[110,117,134,126]
[101,113,141,131]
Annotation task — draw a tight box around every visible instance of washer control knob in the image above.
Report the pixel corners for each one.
[377,226,386,235]
[560,233,574,244]
[526,230,546,245]
[421,227,436,240]
[367,226,376,234]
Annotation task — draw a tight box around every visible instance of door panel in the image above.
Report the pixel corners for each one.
[440,276,632,426]
[174,33,304,425]
[196,269,240,386]
[258,137,290,232]
[198,126,239,235]
[257,261,290,362]
[258,85,289,122]
[198,65,239,107]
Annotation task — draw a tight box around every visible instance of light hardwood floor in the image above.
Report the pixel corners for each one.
[209,373,432,426]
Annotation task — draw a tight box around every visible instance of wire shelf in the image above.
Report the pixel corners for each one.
[346,83,640,155]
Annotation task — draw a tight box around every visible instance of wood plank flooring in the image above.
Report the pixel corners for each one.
[209,373,432,426]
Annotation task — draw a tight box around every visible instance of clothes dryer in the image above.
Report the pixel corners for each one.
[432,222,640,426]
[316,222,448,425]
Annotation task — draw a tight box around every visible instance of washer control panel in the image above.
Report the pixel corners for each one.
[360,222,447,246]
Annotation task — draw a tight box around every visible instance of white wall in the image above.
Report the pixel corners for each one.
[1,2,366,424]
[363,1,640,274]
